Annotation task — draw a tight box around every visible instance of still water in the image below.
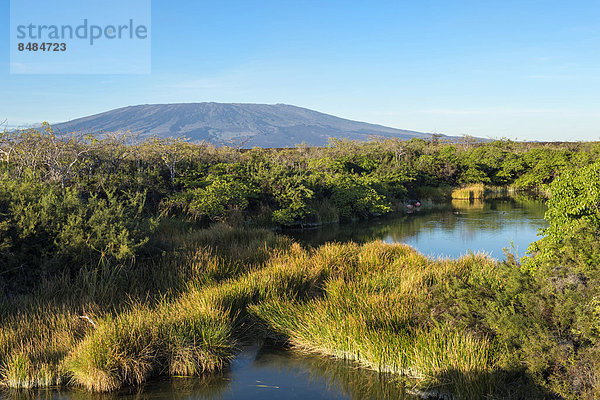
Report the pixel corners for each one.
[6,343,415,400]
[7,197,546,400]
[286,197,547,259]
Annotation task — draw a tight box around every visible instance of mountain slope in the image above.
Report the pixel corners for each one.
[51,103,438,147]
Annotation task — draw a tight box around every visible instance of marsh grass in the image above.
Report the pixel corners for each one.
[249,243,506,398]
[0,223,547,398]
[65,301,233,392]
[0,222,289,391]
[0,308,91,389]
[63,240,325,392]
[451,184,487,200]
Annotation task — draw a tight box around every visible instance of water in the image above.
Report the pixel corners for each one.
[7,342,415,400]
[286,196,547,259]
[8,196,546,400]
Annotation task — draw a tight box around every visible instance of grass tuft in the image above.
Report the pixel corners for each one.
[451,184,487,200]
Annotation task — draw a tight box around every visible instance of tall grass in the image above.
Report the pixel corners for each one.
[0,309,88,389]
[250,243,503,398]
[0,223,541,398]
[65,301,233,392]
[451,184,486,200]
[0,222,290,391]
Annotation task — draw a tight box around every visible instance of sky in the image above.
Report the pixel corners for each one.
[1,0,599,141]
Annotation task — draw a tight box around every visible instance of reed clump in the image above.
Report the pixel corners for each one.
[451,183,487,200]
[65,301,233,392]
[250,244,504,398]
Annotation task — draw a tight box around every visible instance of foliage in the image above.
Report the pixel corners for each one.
[171,170,254,221]
[519,160,600,398]
[3,129,600,397]
[0,173,156,291]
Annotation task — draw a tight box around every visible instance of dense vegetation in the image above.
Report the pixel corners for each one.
[2,127,600,399]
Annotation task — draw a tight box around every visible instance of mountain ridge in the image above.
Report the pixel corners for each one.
[50,102,445,147]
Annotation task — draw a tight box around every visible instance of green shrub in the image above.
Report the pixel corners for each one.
[0,174,156,289]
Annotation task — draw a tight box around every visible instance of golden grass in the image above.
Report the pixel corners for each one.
[249,243,499,397]
[0,224,508,397]
[451,184,487,200]
[64,301,233,392]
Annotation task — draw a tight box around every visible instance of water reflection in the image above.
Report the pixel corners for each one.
[286,196,547,259]
[3,343,414,400]
[248,344,414,400]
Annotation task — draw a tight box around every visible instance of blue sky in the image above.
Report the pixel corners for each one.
[1,0,599,141]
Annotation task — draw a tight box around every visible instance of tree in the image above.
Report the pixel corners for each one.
[40,123,89,189]
[151,137,189,185]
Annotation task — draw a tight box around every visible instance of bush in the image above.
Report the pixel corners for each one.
[520,160,600,398]
[329,175,391,219]
[0,174,156,291]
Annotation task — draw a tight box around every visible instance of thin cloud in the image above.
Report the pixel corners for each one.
[415,108,593,116]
